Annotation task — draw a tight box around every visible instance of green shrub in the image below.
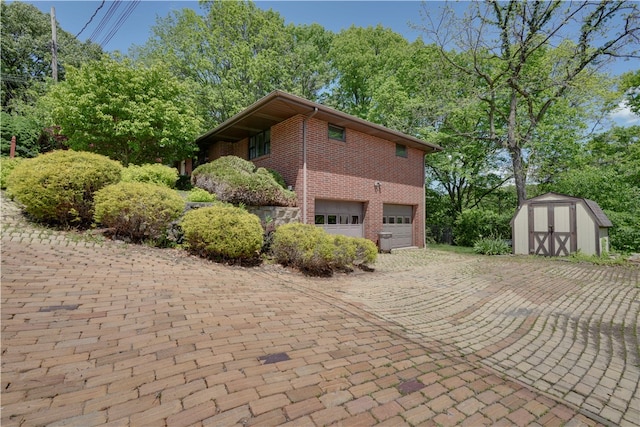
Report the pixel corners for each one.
[181,204,264,264]
[1,157,24,189]
[473,236,511,255]
[271,223,377,276]
[6,150,122,226]
[267,168,287,188]
[93,182,185,243]
[606,210,640,253]
[454,208,512,247]
[121,163,178,188]
[186,187,216,203]
[191,156,296,207]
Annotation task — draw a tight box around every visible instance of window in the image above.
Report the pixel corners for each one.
[339,215,349,224]
[327,215,337,225]
[328,124,345,141]
[396,143,407,158]
[249,129,271,159]
[351,216,359,225]
[315,215,325,225]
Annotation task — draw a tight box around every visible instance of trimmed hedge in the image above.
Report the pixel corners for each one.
[191,156,296,207]
[271,223,377,276]
[93,182,185,243]
[121,163,178,188]
[6,150,122,226]
[180,204,264,264]
[186,187,216,203]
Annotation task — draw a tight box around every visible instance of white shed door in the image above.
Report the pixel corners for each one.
[314,200,364,238]
[383,204,413,249]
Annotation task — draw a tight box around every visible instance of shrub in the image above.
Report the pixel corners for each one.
[186,187,216,203]
[93,182,185,243]
[267,168,287,188]
[271,223,377,276]
[6,150,122,226]
[191,156,296,207]
[606,210,640,253]
[454,208,512,247]
[473,236,511,255]
[121,163,179,188]
[1,157,24,189]
[181,204,264,264]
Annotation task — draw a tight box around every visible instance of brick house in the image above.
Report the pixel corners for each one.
[195,91,441,249]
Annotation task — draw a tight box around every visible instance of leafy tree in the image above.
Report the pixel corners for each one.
[39,56,202,166]
[419,0,640,206]
[1,1,102,110]
[133,0,332,128]
[619,70,640,115]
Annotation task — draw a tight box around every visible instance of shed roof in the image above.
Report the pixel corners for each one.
[522,192,613,228]
[196,90,442,154]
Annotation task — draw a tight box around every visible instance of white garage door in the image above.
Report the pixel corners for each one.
[315,200,364,238]
[383,204,413,249]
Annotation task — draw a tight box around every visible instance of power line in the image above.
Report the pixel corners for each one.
[75,0,106,38]
[88,0,122,44]
[99,0,141,48]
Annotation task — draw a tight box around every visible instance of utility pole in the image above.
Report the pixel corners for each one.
[50,6,58,82]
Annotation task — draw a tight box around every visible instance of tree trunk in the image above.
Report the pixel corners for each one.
[509,144,527,206]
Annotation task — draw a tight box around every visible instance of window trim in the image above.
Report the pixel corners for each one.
[328,124,346,141]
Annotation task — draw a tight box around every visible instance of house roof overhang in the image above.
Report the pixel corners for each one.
[196,90,442,154]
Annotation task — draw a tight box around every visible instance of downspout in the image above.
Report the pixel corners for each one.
[302,107,318,224]
[422,153,427,248]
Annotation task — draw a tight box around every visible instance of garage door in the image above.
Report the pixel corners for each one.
[383,204,413,249]
[314,200,364,238]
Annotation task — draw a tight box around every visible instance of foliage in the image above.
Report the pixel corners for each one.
[605,211,640,254]
[39,56,202,166]
[0,157,24,189]
[473,236,511,256]
[619,70,640,116]
[133,0,332,128]
[1,1,103,110]
[6,150,122,226]
[191,156,297,207]
[186,187,216,203]
[267,168,287,189]
[567,250,629,267]
[0,111,44,157]
[180,204,264,264]
[271,223,377,276]
[454,209,512,247]
[93,182,184,244]
[419,1,639,206]
[121,163,179,188]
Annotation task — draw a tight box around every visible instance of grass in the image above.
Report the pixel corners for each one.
[426,243,476,255]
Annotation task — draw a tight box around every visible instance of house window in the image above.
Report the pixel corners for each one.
[328,124,345,141]
[396,143,407,158]
[249,129,271,159]
[315,215,325,224]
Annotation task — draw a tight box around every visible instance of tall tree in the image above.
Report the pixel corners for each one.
[39,57,203,166]
[419,0,640,206]
[133,0,332,128]
[1,1,102,110]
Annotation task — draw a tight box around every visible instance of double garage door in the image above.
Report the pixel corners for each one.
[315,200,414,249]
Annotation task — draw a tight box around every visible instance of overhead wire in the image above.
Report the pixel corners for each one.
[99,0,141,48]
[75,0,106,38]
[87,0,122,44]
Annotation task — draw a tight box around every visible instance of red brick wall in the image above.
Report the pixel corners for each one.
[205,114,426,247]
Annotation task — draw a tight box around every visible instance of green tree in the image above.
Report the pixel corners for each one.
[39,56,202,166]
[1,1,102,110]
[133,0,331,128]
[419,0,639,206]
[619,70,640,115]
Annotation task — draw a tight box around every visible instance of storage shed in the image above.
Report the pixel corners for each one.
[511,192,612,256]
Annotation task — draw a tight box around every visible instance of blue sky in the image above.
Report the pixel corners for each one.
[18,0,640,125]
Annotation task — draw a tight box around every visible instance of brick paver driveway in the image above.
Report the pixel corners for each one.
[1,194,638,426]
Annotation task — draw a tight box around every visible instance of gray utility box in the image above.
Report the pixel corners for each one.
[378,232,392,253]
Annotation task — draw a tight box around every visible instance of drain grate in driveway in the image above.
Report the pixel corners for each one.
[39,305,79,312]
[258,352,290,364]
[397,379,425,394]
